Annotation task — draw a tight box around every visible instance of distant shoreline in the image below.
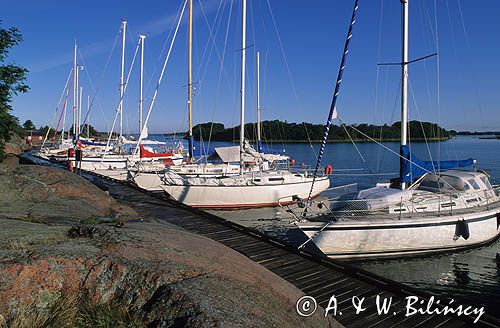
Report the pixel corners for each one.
[156,136,453,144]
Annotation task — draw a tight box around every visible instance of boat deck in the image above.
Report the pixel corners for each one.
[20,153,500,327]
[297,196,500,224]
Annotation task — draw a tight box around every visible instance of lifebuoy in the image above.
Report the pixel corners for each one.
[325,164,333,175]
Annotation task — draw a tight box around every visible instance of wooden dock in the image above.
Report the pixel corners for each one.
[21,154,500,327]
[81,170,500,328]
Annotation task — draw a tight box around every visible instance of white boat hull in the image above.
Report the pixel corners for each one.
[51,154,182,171]
[160,176,330,209]
[299,209,500,259]
[131,171,164,191]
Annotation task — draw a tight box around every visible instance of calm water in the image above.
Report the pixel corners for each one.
[153,135,500,314]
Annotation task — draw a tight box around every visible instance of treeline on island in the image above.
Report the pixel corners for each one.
[189,120,455,143]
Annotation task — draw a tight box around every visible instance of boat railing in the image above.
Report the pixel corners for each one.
[282,184,500,222]
[278,183,359,222]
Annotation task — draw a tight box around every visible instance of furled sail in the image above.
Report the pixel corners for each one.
[400,145,475,183]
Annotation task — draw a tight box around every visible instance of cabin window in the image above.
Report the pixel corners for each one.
[480,176,492,189]
[441,202,456,208]
[419,176,441,190]
[253,178,261,182]
[468,179,480,190]
[268,177,284,182]
[441,175,467,191]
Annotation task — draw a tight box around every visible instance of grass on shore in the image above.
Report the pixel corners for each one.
[1,292,144,328]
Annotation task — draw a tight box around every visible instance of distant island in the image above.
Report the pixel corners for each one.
[456,131,500,136]
[175,120,455,143]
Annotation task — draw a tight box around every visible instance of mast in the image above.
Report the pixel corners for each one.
[187,0,194,159]
[79,86,83,137]
[257,51,262,152]
[72,41,77,139]
[239,0,247,173]
[87,95,90,138]
[119,20,127,140]
[400,0,409,189]
[62,88,69,140]
[139,34,145,134]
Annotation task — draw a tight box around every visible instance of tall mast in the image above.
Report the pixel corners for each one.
[239,0,247,173]
[400,0,409,189]
[119,20,127,140]
[62,88,68,140]
[139,34,145,134]
[256,51,261,152]
[78,86,83,137]
[187,0,194,159]
[73,41,77,139]
[87,95,90,138]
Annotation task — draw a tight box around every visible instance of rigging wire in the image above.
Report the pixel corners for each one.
[338,116,458,191]
[453,0,486,132]
[372,0,384,174]
[408,78,437,175]
[41,67,73,148]
[194,0,228,150]
[265,0,316,159]
[52,80,74,143]
[306,0,360,205]
[77,27,121,131]
[342,123,374,174]
[144,2,184,107]
[208,0,234,153]
[134,0,189,155]
[102,37,142,157]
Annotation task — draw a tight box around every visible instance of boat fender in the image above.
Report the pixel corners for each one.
[455,219,470,240]
[325,164,333,175]
[496,213,500,229]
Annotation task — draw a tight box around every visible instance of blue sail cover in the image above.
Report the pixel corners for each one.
[400,145,474,183]
[193,140,215,158]
[259,143,285,155]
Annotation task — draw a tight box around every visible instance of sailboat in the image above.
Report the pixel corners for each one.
[293,0,500,259]
[40,21,184,173]
[133,0,329,208]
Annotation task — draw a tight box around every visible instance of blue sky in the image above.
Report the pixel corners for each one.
[3,0,499,134]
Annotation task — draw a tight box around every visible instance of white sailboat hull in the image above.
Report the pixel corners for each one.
[60,154,182,171]
[160,176,330,209]
[132,171,164,191]
[299,209,500,259]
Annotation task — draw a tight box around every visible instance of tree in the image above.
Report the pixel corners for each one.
[69,124,100,137]
[22,119,35,130]
[0,21,29,160]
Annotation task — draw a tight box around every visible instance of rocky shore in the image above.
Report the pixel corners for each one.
[0,152,338,327]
